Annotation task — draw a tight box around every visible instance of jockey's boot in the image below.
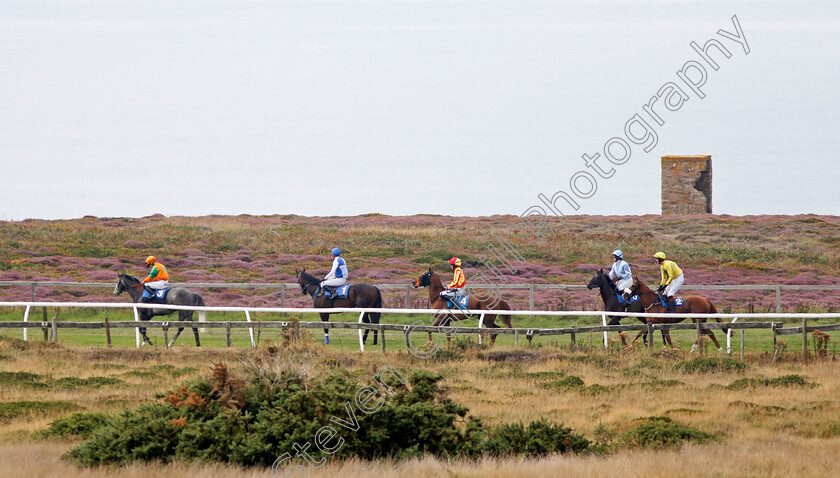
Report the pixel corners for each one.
[666,296,675,313]
[622,290,631,300]
[323,286,336,298]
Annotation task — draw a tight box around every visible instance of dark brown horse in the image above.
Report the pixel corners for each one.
[586,269,663,346]
[413,268,512,346]
[295,268,382,346]
[628,277,726,351]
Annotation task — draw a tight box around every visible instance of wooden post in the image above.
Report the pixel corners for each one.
[739,329,745,362]
[570,325,576,350]
[802,317,808,362]
[405,285,411,309]
[226,322,232,347]
[42,321,48,341]
[380,325,386,354]
[528,285,535,319]
[647,322,654,350]
[163,323,169,349]
[104,316,112,347]
[775,286,782,313]
[281,284,286,317]
[696,320,703,356]
[526,330,534,346]
[51,312,58,343]
[514,329,519,347]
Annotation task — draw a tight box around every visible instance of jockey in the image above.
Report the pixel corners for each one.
[141,256,170,302]
[320,247,348,296]
[608,250,633,299]
[439,257,466,303]
[654,252,684,312]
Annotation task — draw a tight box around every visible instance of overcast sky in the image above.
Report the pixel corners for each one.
[1,0,838,220]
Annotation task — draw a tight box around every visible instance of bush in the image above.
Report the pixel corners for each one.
[621,416,715,449]
[726,374,811,390]
[66,364,590,467]
[675,357,747,374]
[485,419,590,456]
[38,412,111,439]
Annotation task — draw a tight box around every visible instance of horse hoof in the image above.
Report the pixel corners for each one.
[718,347,723,353]
[690,344,698,353]
[324,336,330,345]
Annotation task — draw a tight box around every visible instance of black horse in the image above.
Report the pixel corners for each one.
[586,269,662,346]
[295,268,383,346]
[113,273,204,347]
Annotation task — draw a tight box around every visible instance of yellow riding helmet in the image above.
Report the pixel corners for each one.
[448,257,462,267]
[654,252,666,260]
[145,256,156,266]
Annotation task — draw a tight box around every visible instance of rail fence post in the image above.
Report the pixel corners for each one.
[42,320,49,341]
[776,286,782,313]
[696,320,703,356]
[104,316,112,347]
[647,323,654,350]
[380,324,386,354]
[528,285,535,319]
[226,322,232,347]
[23,305,30,342]
[740,329,745,362]
[802,317,808,362]
[358,311,366,352]
[405,286,411,309]
[245,310,256,348]
[514,329,519,347]
[601,313,608,349]
[726,317,738,355]
[133,306,141,349]
[570,325,576,350]
[51,312,58,343]
[478,313,485,345]
[163,322,170,349]
[281,284,286,315]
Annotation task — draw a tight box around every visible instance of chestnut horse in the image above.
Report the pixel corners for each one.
[413,268,512,346]
[628,277,726,352]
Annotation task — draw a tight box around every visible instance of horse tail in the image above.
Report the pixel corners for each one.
[371,286,382,323]
[708,300,728,331]
[498,299,513,328]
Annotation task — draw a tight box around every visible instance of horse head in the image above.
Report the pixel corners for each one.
[413,268,433,288]
[295,268,319,295]
[586,269,605,290]
[113,273,126,296]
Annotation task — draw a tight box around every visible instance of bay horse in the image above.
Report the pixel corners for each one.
[627,277,726,352]
[295,269,382,346]
[113,273,204,347]
[586,269,663,346]
[413,268,513,346]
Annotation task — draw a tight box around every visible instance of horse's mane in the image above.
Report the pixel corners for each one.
[120,273,141,284]
[299,270,319,285]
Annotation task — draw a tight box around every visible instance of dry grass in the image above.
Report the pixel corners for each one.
[1,340,840,476]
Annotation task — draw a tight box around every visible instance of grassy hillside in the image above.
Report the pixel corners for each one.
[2,213,840,312]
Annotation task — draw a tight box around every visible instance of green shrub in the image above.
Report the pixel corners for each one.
[484,419,590,456]
[66,364,590,467]
[726,374,810,390]
[675,357,747,374]
[50,377,124,389]
[621,416,715,449]
[38,412,111,439]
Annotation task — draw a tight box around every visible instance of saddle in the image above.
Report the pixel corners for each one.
[445,295,470,310]
[616,293,640,305]
[657,295,683,308]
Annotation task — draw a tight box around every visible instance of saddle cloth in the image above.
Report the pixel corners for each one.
[658,296,684,307]
[617,293,640,305]
[141,288,170,303]
[325,284,351,299]
[447,295,470,310]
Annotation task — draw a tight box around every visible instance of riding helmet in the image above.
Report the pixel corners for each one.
[654,252,666,260]
[449,257,461,267]
[612,249,623,259]
[331,247,341,256]
[145,256,156,266]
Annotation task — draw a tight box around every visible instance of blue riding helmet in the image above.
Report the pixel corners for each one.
[612,249,623,259]
[331,247,341,256]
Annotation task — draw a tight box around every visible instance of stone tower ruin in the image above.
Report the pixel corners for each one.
[661,155,712,214]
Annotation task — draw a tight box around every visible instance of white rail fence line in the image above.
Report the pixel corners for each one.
[4,281,840,313]
[1,302,838,355]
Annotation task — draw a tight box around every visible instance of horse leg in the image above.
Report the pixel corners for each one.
[631,329,646,345]
[665,331,675,349]
[704,327,722,352]
[484,316,500,346]
[188,311,201,347]
[370,312,380,346]
[362,312,371,345]
[139,312,154,346]
[321,313,330,345]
